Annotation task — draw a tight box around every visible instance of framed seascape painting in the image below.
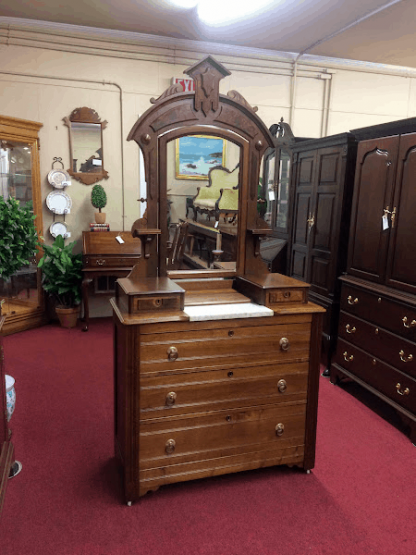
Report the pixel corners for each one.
[176,135,226,180]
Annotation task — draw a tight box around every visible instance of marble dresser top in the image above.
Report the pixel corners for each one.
[184,302,274,322]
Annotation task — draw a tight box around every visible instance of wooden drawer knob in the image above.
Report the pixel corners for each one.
[347,295,359,305]
[275,423,285,436]
[167,346,178,361]
[277,379,287,393]
[166,392,177,406]
[165,439,176,454]
[280,337,290,351]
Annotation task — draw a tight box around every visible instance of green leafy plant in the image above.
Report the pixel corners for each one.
[38,235,83,308]
[0,196,39,281]
[91,184,107,213]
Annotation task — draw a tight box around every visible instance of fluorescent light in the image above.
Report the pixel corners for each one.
[198,0,276,25]
[167,0,198,7]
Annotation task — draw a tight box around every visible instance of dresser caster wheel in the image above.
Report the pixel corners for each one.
[127,501,132,507]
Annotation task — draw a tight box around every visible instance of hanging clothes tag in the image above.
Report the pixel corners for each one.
[268,190,276,201]
[382,214,389,230]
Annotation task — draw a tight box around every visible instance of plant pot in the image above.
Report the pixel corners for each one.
[95,212,106,224]
[55,306,80,329]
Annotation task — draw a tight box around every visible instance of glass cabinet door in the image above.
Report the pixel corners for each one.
[274,148,291,233]
[0,116,45,334]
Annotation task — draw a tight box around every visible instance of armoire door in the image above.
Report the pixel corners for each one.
[385,132,416,295]
[290,150,316,282]
[307,146,344,298]
[347,135,398,283]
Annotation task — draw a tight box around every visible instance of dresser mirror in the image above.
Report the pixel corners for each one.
[165,135,241,272]
[63,107,108,185]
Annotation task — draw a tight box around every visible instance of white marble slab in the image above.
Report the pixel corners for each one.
[184,302,274,322]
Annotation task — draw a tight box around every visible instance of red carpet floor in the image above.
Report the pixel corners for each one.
[1,319,415,555]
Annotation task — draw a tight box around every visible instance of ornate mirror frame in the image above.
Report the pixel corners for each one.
[128,56,274,279]
[63,107,108,186]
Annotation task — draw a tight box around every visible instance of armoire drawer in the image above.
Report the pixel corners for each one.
[340,283,416,340]
[338,311,416,379]
[140,322,311,374]
[335,338,416,413]
[140,362,309,418]
[139,403,307,467]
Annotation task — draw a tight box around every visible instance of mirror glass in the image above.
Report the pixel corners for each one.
[166,135,241,271]
[0,140,38,313]
[275,149,290,232]
[71,122,102,174]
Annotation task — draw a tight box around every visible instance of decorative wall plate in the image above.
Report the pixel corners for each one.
[46,190,72,214]
[49,221,69,238]
[47,169,71,188]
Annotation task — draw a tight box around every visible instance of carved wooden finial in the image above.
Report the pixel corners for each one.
[184,56,231,116]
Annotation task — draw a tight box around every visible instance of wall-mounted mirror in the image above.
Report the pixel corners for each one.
[164,135,241,272]
[63,107,108,185]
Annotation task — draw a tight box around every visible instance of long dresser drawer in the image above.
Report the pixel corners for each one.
[338,311,416,379]
[139,403,306,471]
[334,338,416,413]
[140,322,311,374]
[341,283,416,340]
[140,361,309,418]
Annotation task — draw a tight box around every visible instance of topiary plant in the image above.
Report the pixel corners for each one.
[91,184,107,213]
[0,196,39,281]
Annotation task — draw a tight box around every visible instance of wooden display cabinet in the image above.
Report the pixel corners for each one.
[0,116,47,335]
[111,56,325,504]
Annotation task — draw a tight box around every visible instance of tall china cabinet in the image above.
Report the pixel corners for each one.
[288,133,358,373]
[0,316,14,515]
[260,119,308,274]
[0,116,47,335]
[111,56,325,505]
[330,117,416,444]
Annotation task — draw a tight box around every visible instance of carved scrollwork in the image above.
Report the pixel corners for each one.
[150,84,183,105]
[227,90,258,113]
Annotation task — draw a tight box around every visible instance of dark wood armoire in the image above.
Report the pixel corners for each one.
[330,117,416,444]
[288,133,358,372]
[0,317,14,516]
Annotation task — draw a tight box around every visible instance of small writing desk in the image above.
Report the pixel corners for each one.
[81,231,143,331]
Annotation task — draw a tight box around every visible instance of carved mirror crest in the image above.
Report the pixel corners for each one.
[63,107,108,185]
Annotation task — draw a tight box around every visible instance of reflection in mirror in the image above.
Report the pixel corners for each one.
[71,122,102,173]
[276,149,290,231]
[0,140,38,313]
[166,136,241,272]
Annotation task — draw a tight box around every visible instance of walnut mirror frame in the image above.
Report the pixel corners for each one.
[128,55,275,280]
[63,107,109,186]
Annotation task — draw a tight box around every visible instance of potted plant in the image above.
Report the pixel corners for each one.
[0,196,40,315]
[91,184,107,224]
[37,235,83,328]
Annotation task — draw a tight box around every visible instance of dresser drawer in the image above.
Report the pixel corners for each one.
[341,283,416,340]
[140,322,311,374]
[339,311,416,379]
[140,362,309,418]
[139,403,306,467]
[335,338,416,413]
[83,255,138,268]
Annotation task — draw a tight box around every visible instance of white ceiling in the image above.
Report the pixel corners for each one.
[0,0,415,68]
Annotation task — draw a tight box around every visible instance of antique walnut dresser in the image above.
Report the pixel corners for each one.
[111,57,325,504]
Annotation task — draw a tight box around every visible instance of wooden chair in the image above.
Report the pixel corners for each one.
[167,221,189,270]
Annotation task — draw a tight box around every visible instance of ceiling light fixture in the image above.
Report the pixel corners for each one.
[166,0,276,25]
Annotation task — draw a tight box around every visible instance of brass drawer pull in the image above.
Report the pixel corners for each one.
[228,330,234,337]
[275,423,285,436]
[226,415,232,422]
[277,379,287,393]
[227,371,233,377]
[96,258,106,266]
[343,351,354,362]
[402,317,416,329]
[347,296,358,305]
[346,324,356,334]
[166,391,177,406]
[280,337,290,351]
[165,439,176,454]
[167,346,178,361]
[396,383,410,396]
[399,350,413,363]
